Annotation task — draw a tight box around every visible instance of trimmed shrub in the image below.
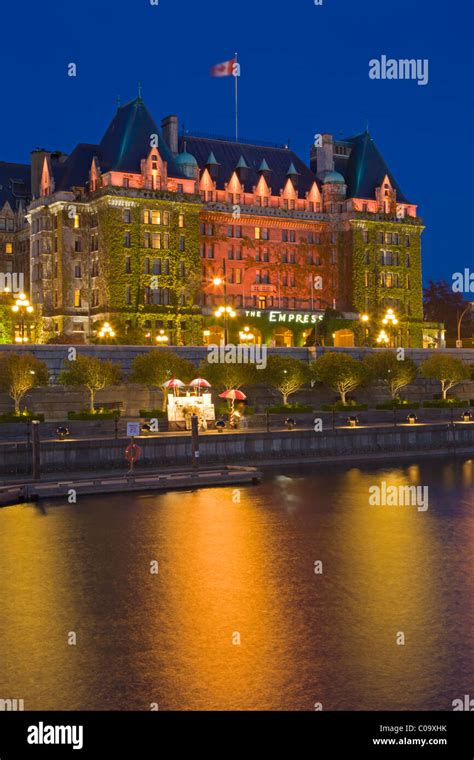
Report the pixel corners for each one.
[375,400,420,410]
[67,410,119,420]
[320,402,369,411]
[139,408,167,418]
[422,399,465,408]
[265,403,314,414]
[0,412,45,423]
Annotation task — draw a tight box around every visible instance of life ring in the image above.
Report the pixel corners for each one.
[125,443,141,463]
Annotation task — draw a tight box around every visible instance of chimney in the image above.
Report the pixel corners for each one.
[30,149,51,199]
[161,115,178,155]
[312,133,335,179]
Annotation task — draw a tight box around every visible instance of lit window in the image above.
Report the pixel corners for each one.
[5,243,12,254]
[178,214,185,228]
[151,210,161,225]
[74,215,80,229]
[74,289,82,307]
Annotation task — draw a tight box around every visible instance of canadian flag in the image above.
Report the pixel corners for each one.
[210,58,236,77]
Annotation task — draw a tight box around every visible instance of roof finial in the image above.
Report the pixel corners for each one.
[138,81,142,99]
[365,119,369,134]
[116,95,121,110]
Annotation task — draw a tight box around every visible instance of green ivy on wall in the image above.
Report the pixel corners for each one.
[0,305,12,343]
[350,219,423,320]
[95,196,203,344]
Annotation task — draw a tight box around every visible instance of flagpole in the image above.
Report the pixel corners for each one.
[234,51,238,142]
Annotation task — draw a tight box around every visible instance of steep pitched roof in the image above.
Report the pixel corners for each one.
[179,135,317,195]
[336,131,410,204]
[98,97,187,178]
[54,144,98,191]
[0,161,31,210]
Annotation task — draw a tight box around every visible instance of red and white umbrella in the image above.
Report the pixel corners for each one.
[189,377,212,396]
[218,389,247,426]
[218,389,246,401]
[162,377,185,389]
[162,377,185,397]
[190,377,211,388]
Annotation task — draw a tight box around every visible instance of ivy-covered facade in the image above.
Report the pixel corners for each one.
[27,98,203,344]
[1,95,442,348]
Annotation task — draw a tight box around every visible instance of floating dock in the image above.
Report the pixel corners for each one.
[0,465,262,505]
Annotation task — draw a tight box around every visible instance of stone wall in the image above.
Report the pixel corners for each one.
[0,343,472,381]
[2,423,473,477]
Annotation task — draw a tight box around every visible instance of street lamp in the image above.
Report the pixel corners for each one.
[98,321,115,340]
[360,313,370,345]
[239,325,254,343]
[456,304,472,348]
[215,305,236,343]
[376,329,389,345]
[156,329,169,344]
[211,260,234,344]
[11,293,34,343]
[381,308,398,347]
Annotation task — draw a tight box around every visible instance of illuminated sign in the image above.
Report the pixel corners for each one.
[244,310,324,324]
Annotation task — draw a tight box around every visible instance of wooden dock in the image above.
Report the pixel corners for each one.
[0,466,262,506]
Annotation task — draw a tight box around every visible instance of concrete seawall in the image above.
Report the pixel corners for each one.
[3,424,473,477]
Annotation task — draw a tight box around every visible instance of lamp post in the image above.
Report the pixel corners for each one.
[11,293,34,343]
[239,325,254,343]
[360,313,370,346]
[381,308,398,347]
[213,260,235,343]
[156,329,169,345]
[98,322,115,341]
[456,304,471,348]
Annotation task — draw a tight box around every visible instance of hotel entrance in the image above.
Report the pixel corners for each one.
[273,327,294,347]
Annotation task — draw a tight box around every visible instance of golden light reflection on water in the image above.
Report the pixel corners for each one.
[330,468,447,709]
[0,457,472,711]
[140,486,306,709]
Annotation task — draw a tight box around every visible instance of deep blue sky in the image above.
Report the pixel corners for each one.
[1,0,472,283]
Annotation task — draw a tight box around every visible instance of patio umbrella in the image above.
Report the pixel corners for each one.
[189,377,212,396]
[218,389,247,426]
[162,377,185,397]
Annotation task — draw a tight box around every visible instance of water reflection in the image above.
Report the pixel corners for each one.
[0,456,472,710]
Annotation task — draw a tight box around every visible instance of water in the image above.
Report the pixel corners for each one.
[0,457,473,711]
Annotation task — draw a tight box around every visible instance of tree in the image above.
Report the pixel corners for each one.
[364,352,417,399]
[420,354,469,400]
[0,352,49,414]
[262,355,309,405]
[59,355,122,413]
[197,359,257,392]
[131,350,196,409]
[423,280,473,340]
[311,352,366,405]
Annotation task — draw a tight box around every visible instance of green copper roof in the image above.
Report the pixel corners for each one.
[323,170,345,183]
[98,97,186,177]
[206,151,219,166]
[175,150,197,166]
[338,131,409,203]
[287,161,299,175]
[258,158,271,172]
[235,155,250,169]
